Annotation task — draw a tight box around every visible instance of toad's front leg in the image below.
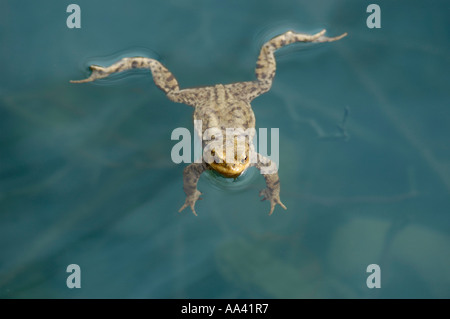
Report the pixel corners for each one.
[179,163,208,216]
[253,154,287,215]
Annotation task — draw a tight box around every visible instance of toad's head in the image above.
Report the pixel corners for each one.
[204,137,251,178]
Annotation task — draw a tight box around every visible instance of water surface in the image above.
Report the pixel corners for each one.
[0,0,449,298]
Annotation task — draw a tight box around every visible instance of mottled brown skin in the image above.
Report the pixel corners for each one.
[71,29,347,216]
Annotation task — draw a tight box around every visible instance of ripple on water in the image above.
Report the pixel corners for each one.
[203,166,259,192]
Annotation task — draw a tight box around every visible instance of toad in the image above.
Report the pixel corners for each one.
[71,29,347,216]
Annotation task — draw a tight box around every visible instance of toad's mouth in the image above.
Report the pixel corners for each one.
[209,160,249,178]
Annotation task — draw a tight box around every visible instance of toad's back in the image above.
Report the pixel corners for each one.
[193,84,256,138]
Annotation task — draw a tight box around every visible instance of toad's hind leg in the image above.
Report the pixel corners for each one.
[70,57,198,105]
[71,57,179,91]
[235,29,347,101]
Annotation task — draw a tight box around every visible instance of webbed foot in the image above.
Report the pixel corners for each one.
[312,29,348,43]
[70,65,109,83]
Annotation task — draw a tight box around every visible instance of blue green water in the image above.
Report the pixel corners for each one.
[1,0,449,298]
